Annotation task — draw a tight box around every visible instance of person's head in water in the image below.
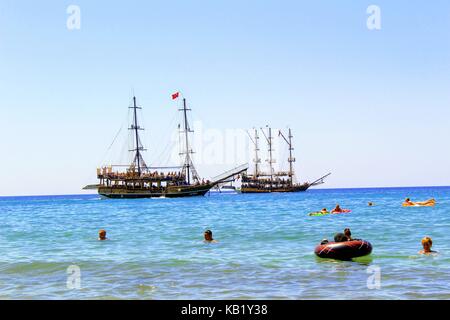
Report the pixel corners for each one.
[420,237,434,254]
[368,202,374,206]
[321,208,328,213]
[204,230,214,242]
[344,228,352,240]
[405,198,411,203]
[98,229,107,241]
[334,233,349,243]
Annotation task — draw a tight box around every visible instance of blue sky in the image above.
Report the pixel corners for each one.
[0,0,449,196]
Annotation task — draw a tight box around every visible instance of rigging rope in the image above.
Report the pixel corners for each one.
[98,108,129,167]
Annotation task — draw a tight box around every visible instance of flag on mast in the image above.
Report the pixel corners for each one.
[171,92,180,100]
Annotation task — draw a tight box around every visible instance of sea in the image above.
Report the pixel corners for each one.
[0,186,449,299]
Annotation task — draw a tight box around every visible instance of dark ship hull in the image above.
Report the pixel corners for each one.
[240,183,310,193]
[98,184,213,199]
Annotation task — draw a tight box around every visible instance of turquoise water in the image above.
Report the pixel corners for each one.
[0,187,449,299]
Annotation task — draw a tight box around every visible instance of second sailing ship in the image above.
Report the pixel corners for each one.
[240,126,330,193]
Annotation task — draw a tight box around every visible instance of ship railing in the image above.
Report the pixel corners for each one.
[97,169,187,182]
[273,171,291,176]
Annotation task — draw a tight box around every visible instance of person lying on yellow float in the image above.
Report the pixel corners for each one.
[402,198,436,207]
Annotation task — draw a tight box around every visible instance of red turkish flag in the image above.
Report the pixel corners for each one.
[171,92,179,100]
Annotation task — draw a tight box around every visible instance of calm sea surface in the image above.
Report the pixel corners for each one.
[0,186,449,299]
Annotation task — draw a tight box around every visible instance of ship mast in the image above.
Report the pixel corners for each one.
[129,96,147,176]
[246,128,261,179]
[261,126,274,186]
[179,98,199,184]
[253,129,260,179]
[279,128,295,186]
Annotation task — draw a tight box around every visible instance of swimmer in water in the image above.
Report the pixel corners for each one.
[419,237,437,255]
[320,208,329,214]
[98,229,108,241]
[368,202,374,206]
[204,230,218,243]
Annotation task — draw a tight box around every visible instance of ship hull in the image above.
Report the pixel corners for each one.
[239,184,310,193]
[98,184,212,199]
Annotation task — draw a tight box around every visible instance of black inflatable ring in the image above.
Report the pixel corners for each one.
[315,240,372,260]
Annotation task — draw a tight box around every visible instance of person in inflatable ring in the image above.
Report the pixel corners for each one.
[333,228,356,242]
[334,233,349,242]
[344,228,353,241]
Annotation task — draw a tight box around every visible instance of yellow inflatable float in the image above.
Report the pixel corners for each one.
[402,198,436,207]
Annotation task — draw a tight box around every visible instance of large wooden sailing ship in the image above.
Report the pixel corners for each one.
[84,95,247,198]
[240,127,330,193]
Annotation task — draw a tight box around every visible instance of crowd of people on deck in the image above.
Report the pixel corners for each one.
[98,167,188,181]
[96,166,211,188]
[242,178,302,190]
[141,171,186,181]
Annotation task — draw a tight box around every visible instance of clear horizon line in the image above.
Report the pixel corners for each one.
[1,184,449,198]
